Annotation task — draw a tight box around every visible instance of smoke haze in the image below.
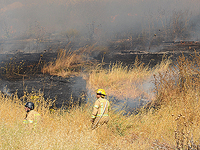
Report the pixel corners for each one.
[0,0,200,45]
[0,0,200,109]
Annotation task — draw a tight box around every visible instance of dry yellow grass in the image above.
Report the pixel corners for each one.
[86,55,172,100]
[42,45,107,77]
[42,49,84,77]
[0,91,151,149]
[1,53,200,149]
[84,53,200,149]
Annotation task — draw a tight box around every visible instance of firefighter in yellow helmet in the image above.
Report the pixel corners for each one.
[91,89,110,129]
[23,102,41,129]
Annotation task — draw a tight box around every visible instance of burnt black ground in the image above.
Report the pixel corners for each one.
[0,75,87,108]
[98,41,200,67]
[0,52,87,108]
[0,41,199,109]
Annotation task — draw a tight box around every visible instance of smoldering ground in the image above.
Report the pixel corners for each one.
[0,0,200,110]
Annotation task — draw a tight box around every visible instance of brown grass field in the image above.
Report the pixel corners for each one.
[0,50,200,149]
[1,0,200,149]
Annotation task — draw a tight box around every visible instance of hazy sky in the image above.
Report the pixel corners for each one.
[0,0,200,40]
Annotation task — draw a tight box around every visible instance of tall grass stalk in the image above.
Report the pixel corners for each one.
[42,45,106,77]
[86,55,172,100]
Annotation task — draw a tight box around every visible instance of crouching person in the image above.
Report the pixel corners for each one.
[23,102,41,129]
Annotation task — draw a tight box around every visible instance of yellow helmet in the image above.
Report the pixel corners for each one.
[96,89,106,96]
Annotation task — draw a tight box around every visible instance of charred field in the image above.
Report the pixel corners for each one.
[0,0,200,110]
[0,38,199,109]
[1,1,200,149]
